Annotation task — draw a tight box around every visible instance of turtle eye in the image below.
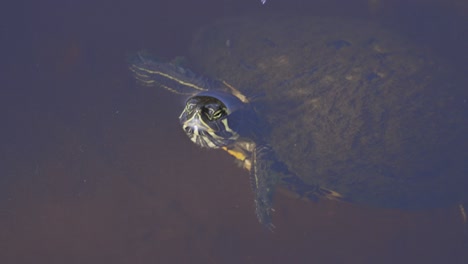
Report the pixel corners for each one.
[212,110,224,119]
[204,107,216,120]
[186,103,196,112]
[206,107,215,116]
[204,107,224,120]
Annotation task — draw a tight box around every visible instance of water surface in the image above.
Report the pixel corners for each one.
[1,1,467,263]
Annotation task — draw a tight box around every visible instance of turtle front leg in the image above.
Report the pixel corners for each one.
[222,142,278,230]
[250,145,279,230]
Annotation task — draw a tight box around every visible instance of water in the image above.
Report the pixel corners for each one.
[1,1,467,263]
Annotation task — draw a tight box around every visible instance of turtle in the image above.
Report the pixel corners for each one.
[129,15,467,229]
[129,53,340,229]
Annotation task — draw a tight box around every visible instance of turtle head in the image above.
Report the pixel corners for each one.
[179,91,243,148]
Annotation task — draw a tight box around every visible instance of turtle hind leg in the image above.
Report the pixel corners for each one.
[460,203,468,245]
[460,203,467,226]
[316,187,344,201]
[280,174,344,202]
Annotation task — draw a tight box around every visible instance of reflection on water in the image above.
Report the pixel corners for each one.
[1,0,467,263]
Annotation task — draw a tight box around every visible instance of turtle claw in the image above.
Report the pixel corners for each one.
[253,194,275,231]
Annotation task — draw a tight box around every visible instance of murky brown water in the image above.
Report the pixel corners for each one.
[1,1,467,263]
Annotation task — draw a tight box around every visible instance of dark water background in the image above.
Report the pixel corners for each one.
[1,0,467,263]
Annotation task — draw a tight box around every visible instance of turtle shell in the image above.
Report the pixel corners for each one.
[189,16,468,209]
